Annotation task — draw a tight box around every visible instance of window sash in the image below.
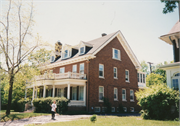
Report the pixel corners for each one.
[130,90,134,101]
[172,79,179,90]
[72,87,77,100]
[125,70,129,81]
[60,68,65,73]
[72,65,77,73]
[64,50,68,58]
[79,86,84,101]
[80,64,84,74]
[143,74,145,83]
[80,47,85,54]
[114,88,118,100]
[113,49,119,59]
[114,68,117,78]
[99,64,104,77]
[57,88,64,97]
[122,89,126,100]
[99,87,104,100]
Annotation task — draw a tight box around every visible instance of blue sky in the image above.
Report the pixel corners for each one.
[33,0,179,65]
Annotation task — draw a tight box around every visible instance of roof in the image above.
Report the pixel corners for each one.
[45,31,141,69]
[159,62,180,70]
[159,21,180,45]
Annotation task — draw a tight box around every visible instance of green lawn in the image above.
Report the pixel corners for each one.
[0,110,50,122]
[37,116,180,126]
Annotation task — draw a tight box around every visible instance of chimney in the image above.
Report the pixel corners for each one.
[102,33,107,37]
[55,40,62,61]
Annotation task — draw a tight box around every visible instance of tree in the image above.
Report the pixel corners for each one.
[139,60,149,75]
[161,1,179,14]
[146,73,165,87]
[0,0,40,115]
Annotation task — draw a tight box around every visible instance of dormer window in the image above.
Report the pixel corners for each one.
[79,47,85,55]
[64,50,68,58]
[50,55,55,62]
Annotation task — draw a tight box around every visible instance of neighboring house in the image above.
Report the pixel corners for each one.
[26,31,145,112]
[159,21,180,91]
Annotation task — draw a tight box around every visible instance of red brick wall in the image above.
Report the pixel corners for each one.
[88,37,140,112]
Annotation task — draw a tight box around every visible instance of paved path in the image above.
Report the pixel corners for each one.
[0,115,92,126]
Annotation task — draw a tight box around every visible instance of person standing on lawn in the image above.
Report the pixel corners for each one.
[50,101,57,120]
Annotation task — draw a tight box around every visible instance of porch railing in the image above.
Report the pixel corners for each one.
[35,72,86,81]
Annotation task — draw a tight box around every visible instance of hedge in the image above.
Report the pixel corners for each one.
[12,98,30,112]
[136,84,179,120]
[33,97,69,114]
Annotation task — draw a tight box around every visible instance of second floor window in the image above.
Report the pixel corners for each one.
[99,64,104,78]
[80,63,84,74]
[114,67,117,78]
[60,67,65,73]
[113,48,120,60]
[125,70,129,82]
[72,65,77,73]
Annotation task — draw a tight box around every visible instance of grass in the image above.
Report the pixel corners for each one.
[0,110,50,122]
[29,116,180,126]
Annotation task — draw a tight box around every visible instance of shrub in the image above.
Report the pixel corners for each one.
[90,114,97,123]
[33,97,69,114]
[13,98,30,112]
[136,84,179,120]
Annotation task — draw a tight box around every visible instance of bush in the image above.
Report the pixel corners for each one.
[13,98,30,112]
[136,84,179,120]
[90,114,97,123]
[33,97,69,114]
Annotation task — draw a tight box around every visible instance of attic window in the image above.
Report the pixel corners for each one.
[64,50,68,58]
[80,47,85,55]
[50,55,55,62]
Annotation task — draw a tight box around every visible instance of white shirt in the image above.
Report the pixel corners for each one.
[51,103,57,112]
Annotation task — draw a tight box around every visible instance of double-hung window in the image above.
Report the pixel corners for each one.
[80,63,84,74]
[114,67,117,79]
[130,90,134,101]
[140,73,142,83]
[122,89,126,101]
[114,88,118,100]
[99,86,104,101]
[143,74,145,83]
[125,70,129,82]
[112,48,120,60]
[64,50,68,58]
[99,64,104,78]
[79,86,84,101]
[80,47,85,55]
[57,88,64,97]
[72,87,77,100]
[72,65,77,73]
[137,73,140,82]
[60,67,65,73]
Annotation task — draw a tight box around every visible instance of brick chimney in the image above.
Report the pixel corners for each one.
[55,40,62,61]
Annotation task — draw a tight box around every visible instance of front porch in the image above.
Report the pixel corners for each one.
[26,72,87,106]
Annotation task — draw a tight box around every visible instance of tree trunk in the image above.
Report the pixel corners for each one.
[6,74,14,115]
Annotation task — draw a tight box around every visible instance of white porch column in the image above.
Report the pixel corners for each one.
[83,85,86,106]
[25,88,27,99]
[32,86,35,100]
[67,84,70,99]
[35,87,37,98]
[43,85,46,98]
[52,85,55,97]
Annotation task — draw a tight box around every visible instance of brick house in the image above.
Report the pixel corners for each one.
[26,31,146,112]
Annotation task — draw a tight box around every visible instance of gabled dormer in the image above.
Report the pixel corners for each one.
[79,41,93,56]
[61,44,72,59]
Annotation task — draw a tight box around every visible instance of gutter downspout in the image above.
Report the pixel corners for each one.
[86,59,90,112]
[169,36,176,62]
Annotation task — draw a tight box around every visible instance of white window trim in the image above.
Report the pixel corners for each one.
[123,107,127,112]
[99,86,104,102]
[111,107,115,112]
[125,69,130,82]
[79,63,84,74]
[130,89,134,102]
[60,67,65,73]
[114,88,118,101]
[94,107,101,112]
[114,67,118,79]
[130,107,134,112]
[72,64,77,73]
[122,88,126,101]
[79,46,86,55]
[99,64,104,78]
[112,48,121,61]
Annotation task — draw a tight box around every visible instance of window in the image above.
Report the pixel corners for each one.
[114,88,118,100]
[140,73,142,83]
[99,64,104,78]
[113,48,120,60]
[114,67,117,78]
[172,79,179,90]
[130,107,134,112]
[143,74,145,83]
[102,107,107,112]
[99,86,104,101]
[57,88,64,97]
[79,86,84,101]
[60,67,65,73]
[80,63,84,74]
[122,89,126,101]
[137,73,140,82]
[72,65,77,73]
[64,50,68,58]
[94,107,100,112]
[72,87,77,100]
[80,47,85,55]
[123,107,127,112]
[50,56,55,62]
[130,90,134,101]
[125,70,129,82]
[111,107,115,112]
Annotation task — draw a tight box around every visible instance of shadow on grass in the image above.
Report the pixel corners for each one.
[1,114,21,122]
